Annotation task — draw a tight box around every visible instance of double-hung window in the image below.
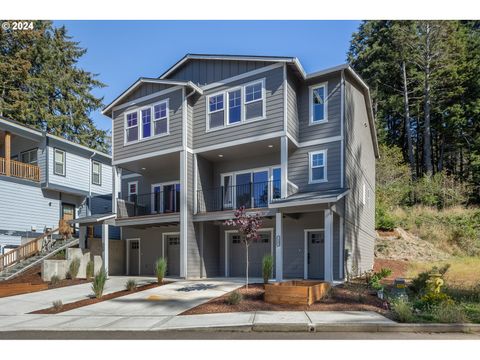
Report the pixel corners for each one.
[128,181,138,203]
[244,80,265,121]
[208,93,225,129]
[309,150,327,183]
[227,89,242,124]
[153,100,168,135]
[141,108,152,138]
[92,161,101,186]
[125,112,139,142]
[309,83,328,124]
[20,148,38,165]
[54,148,66,176]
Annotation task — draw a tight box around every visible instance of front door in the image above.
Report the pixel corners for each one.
[61,203,75,222]
[307,230,324,279]
[165,234,180,276]
[128,239,140,275]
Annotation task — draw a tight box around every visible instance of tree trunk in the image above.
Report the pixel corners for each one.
[423,23,433,176]
[245,242,249,289]
[401,60,415,179]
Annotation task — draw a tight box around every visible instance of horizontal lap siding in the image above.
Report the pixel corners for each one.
[288,141,342,192]
[344,78,376,276]
[203,223,220,277]
[0,181,60,232]
[48,146,90,193]
[113,89,183,162]
[287,71,299,142]
[192,66,284,150]
[186,152,201,277]
[91,162,113,195]
[167,59,271,86]
[298,74,342,142]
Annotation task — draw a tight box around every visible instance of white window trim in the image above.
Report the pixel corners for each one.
[127,181,138,201]
[124,99,170,145]
[20,148,38,165]
[308,150,328,184]
[150,181,180,214]
[309,82,328,125]
[205,77,266,133]
[53,148,66,176]
[92,160,102,186]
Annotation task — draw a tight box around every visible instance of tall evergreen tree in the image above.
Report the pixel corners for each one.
[0,21,108,152]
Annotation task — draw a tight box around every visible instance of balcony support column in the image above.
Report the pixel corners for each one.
[324,208,334,283]
[4,131,11,176]
[102,222,109,278]
[179,149,188,278]
[280,135,288,198]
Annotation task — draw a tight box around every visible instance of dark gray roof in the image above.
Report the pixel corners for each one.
[269,189,349,208]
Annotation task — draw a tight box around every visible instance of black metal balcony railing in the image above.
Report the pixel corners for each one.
[117,190,180,218]
[197,180,281,213]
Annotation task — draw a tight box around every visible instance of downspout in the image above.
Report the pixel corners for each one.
[45,134,49,188]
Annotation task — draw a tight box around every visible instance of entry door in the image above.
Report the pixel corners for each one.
[307,231,325,279]
[61,203,75,222]
[229,231,271,277]
[129,239,140,275]
[166,234,180,276]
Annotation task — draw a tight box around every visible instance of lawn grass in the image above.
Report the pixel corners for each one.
[407,256,480,287]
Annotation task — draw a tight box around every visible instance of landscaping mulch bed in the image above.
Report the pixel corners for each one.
[181,282,392,317]
[30,281,168,314]
[374,258,410,281]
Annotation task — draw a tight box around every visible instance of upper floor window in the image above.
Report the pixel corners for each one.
[128,181,138,202]
[309,150,327,183]
[125,112,139,142]
[92,161,102,186]
[20,148,38,165]
[153,101,169,135]
[54,148,66,176]
[309,83,328,124]
[206,78,266,131]
[141,108,152,138]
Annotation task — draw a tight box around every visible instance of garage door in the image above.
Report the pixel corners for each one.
[229,231,272,277]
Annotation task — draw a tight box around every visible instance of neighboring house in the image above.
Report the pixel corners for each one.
[0,116,114,248]
[102,54,379,281]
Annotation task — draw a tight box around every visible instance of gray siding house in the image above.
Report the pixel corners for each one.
[0,117,114,253]
[102,54,379,281]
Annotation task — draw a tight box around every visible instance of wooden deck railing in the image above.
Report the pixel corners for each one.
[0,157,40,182]
[0,228,59,272]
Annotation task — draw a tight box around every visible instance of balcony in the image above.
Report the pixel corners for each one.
[117,189,180,219]
[197,180,281,213]
[0,157,40,182]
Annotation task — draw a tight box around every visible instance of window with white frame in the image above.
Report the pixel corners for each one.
[125,112,139,142]
[244,80,264,120]
[309,83,327,124]
[309,150,327,183]
[92,161,101,185]
[141,108,152,139]
[54,148,66,176]
[20,148,38,165]
[153,101,168,135]
[128,181,138,202]
[227,89,242,124]
[208,93,225,129]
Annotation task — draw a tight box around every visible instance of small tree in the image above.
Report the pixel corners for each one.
[224,207,262,289]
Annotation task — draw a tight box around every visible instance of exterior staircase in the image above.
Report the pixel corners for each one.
[0,229,79,282]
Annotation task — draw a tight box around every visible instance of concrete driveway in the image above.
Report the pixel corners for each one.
[60,278,246,316]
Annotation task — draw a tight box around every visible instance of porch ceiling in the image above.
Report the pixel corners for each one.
[119,151,180,178]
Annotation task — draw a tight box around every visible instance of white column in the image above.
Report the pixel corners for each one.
[112,166,121,215]
[179,150,188,278]
[79,225,87,249]
[275,211,283,281]
[280,135,288,198]
[339,216,344,280]
[324,209,333,282]
[102,223,109,277]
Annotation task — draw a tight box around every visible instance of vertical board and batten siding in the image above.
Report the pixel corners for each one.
[288,141,342,192]
[112,88,183,162]
[122,226,180,275]
[191,66,285,150]
[123,83,173,104]
[0,180,60,232]
[286,70,299,142]
[343,76,376,275]
[298,73,342,143]
[166,59,272,86]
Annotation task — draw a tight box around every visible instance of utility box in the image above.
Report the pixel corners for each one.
[392,278,407,299]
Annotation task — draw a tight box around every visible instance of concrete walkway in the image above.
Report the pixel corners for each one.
[0,276,158,315]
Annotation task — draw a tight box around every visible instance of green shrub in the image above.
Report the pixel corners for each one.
[226,291,243,305]
[91,269,107,299]
[52,300,63,311]
[262,254,273,284]
[155,257,167,284]
[125,279,137,291]
[86,260,94,279]
[409,264,450,295]
[433,303,467,323]
[67,257,81,279]
[368,268,392,291]
[50,275,61,286]
[416,292,454,311]
[376,204,396,230]
[391,299,415,323]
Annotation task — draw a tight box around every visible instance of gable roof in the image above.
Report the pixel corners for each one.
[101,78,203,115]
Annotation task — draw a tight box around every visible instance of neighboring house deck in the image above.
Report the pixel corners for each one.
[102,54,379,281]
